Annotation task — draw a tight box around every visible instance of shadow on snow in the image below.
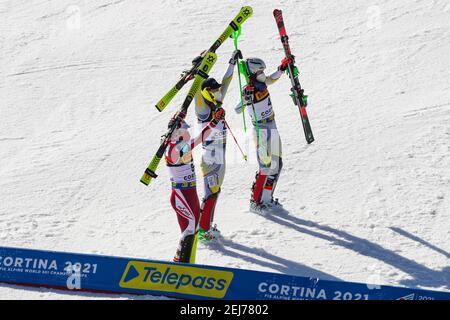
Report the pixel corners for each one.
[229,209,450,290]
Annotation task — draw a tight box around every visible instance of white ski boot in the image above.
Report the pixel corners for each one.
[250,198,286,215]
[267,198,283,210]
[250,200,271,215]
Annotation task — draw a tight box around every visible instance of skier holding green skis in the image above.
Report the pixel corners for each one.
[236,56,293,214]
[165,108,225,263]
[193,49,242,242]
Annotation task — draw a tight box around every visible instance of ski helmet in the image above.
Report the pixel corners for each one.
[201,77,221,106]
[245,58,266,76]
[202,77,221,91]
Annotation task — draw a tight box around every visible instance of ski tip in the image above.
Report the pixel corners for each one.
[237,6,253,21]
[241,6,253,16]
[140,174,153,186]
[273,9,282,16]
[155,100,168,112]
[204,52,217,65]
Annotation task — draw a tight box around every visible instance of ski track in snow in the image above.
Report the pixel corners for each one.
[0,0,449,299]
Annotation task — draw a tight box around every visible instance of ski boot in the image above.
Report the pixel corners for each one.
[173,234,196,263]
[250,200,271,215]
[267,198,283,210]
[250,198,286,215]
[266,198,289,215]
[198,224,221,244]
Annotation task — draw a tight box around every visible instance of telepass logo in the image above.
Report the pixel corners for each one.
[119,261,233,298]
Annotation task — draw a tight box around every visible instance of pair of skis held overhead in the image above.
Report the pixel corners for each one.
[141,7,314,187]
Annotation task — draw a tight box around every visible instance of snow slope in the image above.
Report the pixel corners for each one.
[1,0,449,299]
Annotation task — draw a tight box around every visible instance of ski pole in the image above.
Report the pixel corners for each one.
[224,120,247,162]
[231,28,247,133]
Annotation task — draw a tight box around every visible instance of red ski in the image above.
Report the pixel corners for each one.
[274,9,314,144]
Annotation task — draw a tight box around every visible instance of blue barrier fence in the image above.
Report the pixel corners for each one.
[0,246,449,300]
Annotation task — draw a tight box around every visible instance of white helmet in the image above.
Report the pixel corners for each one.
[245,58,266,76]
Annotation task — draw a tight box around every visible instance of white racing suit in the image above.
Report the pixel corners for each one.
[235,69,284,206]
[194,63,234,231]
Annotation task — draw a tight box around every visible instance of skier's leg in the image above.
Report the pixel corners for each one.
[200,191,220,230]
[200,144,226,232]
[267,157,283,195]
[251,122,284,211]
[251,171,268,203]
[255,125,271,170]
[262,122,283,202]
[252,124,271,204]
[170,188,201,263]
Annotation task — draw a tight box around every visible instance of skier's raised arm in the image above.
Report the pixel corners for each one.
[219,50,242,100]
[265,57,293,86]
[190,107,225,149]
[264,70,282,86]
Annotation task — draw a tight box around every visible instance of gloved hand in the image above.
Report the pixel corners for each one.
[192,50,206,66]
[279,56,294,72]
[244,84,254,96]
[168,111,185,130]
[229,49,243,65]
[212,107,225,124]
[242,85,254,104]
[243,85,254,95]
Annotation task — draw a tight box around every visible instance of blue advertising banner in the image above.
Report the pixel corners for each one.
[0,246,449,300]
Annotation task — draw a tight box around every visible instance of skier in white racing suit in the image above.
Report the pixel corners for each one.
[193,49,242,242]
[235,56,293,213]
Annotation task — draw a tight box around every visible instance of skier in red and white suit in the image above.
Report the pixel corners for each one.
[165,107,225,263]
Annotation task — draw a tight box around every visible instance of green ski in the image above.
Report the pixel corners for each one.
[155,6,253,112]
[231,27,247,132]
[141,52,218,186]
